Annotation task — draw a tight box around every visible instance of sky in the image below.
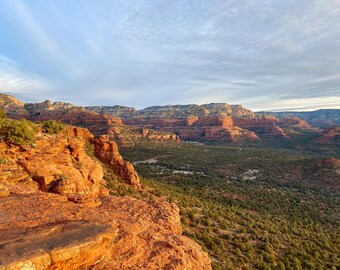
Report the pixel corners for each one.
[0,0,339,111]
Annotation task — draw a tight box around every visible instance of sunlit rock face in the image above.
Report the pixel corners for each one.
[0,94,180,146]
[0,122,212,270]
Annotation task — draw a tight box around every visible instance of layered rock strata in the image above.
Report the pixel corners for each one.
[316,127,339,144]
[0,122,211,270]
[0,126,107,197]
[0,193,211,270]
[124,116,259,142]
[233,117,287,137]
[0,95,179,145]
[92,135,141,189]
[0,125,140,194]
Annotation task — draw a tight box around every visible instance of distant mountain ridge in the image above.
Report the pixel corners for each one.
[257,109,340,127]
[1,93,338,144]
[0,93,180,145]
[86,104,340,127]
[86,103,256,119]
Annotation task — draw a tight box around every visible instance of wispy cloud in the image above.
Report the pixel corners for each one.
[0,55,52,98]
[0,0,339,110]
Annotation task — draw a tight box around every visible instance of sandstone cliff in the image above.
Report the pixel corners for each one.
[316,127,340,144]
[124,116,259,142]
[0,94,179,145]
[2,94,326,143]
[0,126,107,197]
[85,105,139,118]
[87,103,290,140]
[86,102,256,119]
[0,120,211,270]
[0,93,28,118]
[279,117,312,130]
[0,193,211,270]
[0,118,140,193]
[92,135,141,189]
[233,117,287,137]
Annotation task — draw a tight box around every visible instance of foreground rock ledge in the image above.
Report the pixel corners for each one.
[0,193,211,270]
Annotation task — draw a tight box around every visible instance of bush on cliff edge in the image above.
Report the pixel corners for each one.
[0,118,37,146]
[41,120,66,134]
[0,108,6,118]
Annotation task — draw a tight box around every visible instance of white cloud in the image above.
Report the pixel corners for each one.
[252,97,340,112]
[0,55,52,96]
[0,0,339,110]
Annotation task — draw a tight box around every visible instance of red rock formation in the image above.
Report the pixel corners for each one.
[0,123,211,269]
[28,109,115,137]
[0,193,211,270]
[92,135,141,190]
[0,93,29,118]
[233,117,287,137]
[0,95,180,146]
[0,126,107,197]
[107,125,180,147]
[316,127,340,144]
[124,116,259,142]
[280,117,312,129]
[0,122,211,269]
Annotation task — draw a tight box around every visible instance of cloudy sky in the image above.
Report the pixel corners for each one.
[0,0,339,111]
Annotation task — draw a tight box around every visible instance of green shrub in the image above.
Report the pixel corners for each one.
[0,119,37,146]
[0,158,8,164]
[0,108,6,118]
[85,141,95,156]
[42,120,66,134]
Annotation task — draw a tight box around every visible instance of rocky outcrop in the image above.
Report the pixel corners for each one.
[233,117,287,137]
[280,117,312,129]
[24,99,78,112]
[138,104,210,118]
[0,192,211,270]
[86,103,256,119]
[0,93,28,118]
[0,94,180,145]
[125,116,259,142]
[106,125,180,147]
[24,100,116,137]
[316,127,340,144]
[5,94,334,143]
[88,103,289,140]
[92,135,141,190]
[0,97,115,136]
[85,105,139,118]
[0,126,108,197]
[201,103,256,118]
[0,121,211,269]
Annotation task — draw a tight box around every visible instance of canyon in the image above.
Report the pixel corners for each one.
[0,94,180,146]
[1,94,331,144]
[0,94,338,269]
[87,103,327,142]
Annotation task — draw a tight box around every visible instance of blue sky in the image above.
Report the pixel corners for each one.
[0,0,339,111]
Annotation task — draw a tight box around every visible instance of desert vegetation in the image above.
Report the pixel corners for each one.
[0,118,67,146]
[41,120,66,134]
[121,142,340,270]
[0,118,38,146]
